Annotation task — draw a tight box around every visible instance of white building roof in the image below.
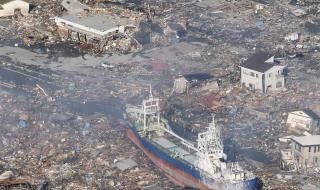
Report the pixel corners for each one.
[289,109,319,120]
[55,15,135,37]
[57,15,126,31]
[291,135,320,146]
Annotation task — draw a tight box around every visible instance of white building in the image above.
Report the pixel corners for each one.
[55,14,135,42]
[291,135,320,170]
[280,135,320,171]
[287,110,319,131]
[240,52,286,93]
[0,0,29,17]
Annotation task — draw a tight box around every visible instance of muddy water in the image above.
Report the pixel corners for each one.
[0,62,58,95]
[0,39,86,59]
[28,42,87,59]
[62,99,124,119]
[239,148,273,164]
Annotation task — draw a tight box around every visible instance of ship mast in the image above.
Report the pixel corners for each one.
[142,86,160,134]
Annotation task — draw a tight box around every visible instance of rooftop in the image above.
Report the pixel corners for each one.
[302,109,320,120]
[241,52,275,73]
[56,15,133,33]
[291,135,320,146]
[289,109,320,120]
[0,0,28,5]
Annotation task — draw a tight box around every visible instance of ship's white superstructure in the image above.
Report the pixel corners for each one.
[125,88,261,190]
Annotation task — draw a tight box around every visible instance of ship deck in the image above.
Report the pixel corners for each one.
[148,131,199,168]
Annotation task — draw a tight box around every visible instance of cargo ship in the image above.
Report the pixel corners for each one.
[125,89,263,190]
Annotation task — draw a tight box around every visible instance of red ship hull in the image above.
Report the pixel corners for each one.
[127,127,212,190]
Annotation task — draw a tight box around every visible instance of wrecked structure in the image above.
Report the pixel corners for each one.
[0,0,29,17]
[172,73,216,94]
[240,52,286,93]
[287,109,319,132]
[54,13,139,54]
[1,0,320,189]
[55,14,135,43]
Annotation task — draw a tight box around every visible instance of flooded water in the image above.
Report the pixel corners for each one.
[239,148,273,164]
[0,62,58,95]
[305,20,320,34]
[62,99,124,118]
[28,42,87,59]
[134,31,151,46]
[0,39,87,60]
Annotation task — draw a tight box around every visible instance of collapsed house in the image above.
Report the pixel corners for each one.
[172,73,218,94]
[172,73,221,110]
[287,109,319,132]
[55,14,135,45]
[280,135,320,171]
[240,52,286,93]
[0,0,29,17]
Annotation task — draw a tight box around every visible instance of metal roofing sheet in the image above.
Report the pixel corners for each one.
[291,135,320,146]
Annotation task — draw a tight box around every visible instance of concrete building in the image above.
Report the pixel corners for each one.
[281,135,320,171]
[0,0,29,17]
[55,14,135,43]
[287,109,319,131]
[291,135,320,170]
[240,52,286,93]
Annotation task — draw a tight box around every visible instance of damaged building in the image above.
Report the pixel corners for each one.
[172,73,217,94]
[240,52,286,93]
[55,14,135,45]
[2,0,320,188]
[0,0,29,17]
[287,109,319,132]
